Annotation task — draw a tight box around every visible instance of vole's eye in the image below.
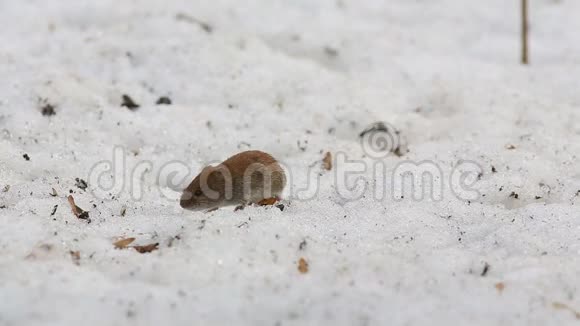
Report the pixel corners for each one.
[194,190,202,197]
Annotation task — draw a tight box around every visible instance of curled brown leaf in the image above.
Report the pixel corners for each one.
[322,152,332,171]
[113,237,136,249]
[133,243,159,254]
[67,195,90,222]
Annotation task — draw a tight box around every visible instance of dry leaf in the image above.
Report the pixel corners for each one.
[113,237,136,249]
[70,250,80,265]
[298,257,309,274]
[67,195,90,222]
[322,151,332,171]
[494,282,505,293]
[258,197,279,206]
[133,243,159,254]
[552,302,580,319]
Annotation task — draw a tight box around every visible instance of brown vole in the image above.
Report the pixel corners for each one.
[180,150,287,211]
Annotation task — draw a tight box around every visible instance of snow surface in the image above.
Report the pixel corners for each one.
[1,0,580,325]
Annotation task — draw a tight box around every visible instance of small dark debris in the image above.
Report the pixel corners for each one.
[198,22,212,33]
[275,203,285,211]
[535,196,542,200]
[175,13,213,33]
[576,190,580,197]
[49,188,58,197]
[297,140,308,152]
[237,141,251,149]
[23,154,30,161]
[509,192,519,199]
[324,46,339,58]
[121,94,140,110]
[120,205,127,217]
[75,178,88,191]
[2,185,10,193]
[491,166,497,173]
[481,262,490,276]
[359,122,389,138]
[41,103,56,116]
[237,221,248,228]
[505,144,516,150]
[0,205,6,209]
[78,211,90,220]
[50,205,58,216]
[298,240,307,251]
[499,186,504,192]
[198,219,206,230]
[233,205,244,212]
[156,96,172,105]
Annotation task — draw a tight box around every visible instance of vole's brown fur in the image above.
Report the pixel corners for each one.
[180,150,286,211]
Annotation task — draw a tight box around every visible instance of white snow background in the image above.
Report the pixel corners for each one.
[1,0,580,325]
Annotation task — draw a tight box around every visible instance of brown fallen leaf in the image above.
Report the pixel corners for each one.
[70,250,80,265]
[494,282,505,293]
[552,302,580,320]
[322,151,332,171]
[113,237,136,249]
[132,243,159,254]
[298,257,309,274]
[258,197,279,206]
[67,195,90,222]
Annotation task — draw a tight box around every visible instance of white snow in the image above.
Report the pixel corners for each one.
[1,0,580,325]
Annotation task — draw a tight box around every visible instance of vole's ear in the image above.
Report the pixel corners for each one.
[199,165,217,180]
[207,166,227,185]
